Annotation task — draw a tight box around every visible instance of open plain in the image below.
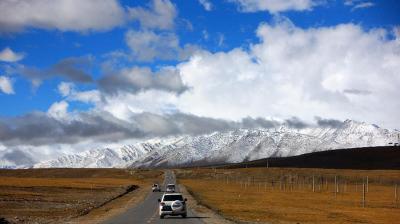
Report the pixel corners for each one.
[0,168,162,224]
[177,167,400,224]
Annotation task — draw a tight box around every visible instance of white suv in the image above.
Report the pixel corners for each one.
[152,184,161,192]
[158,193,187,218]
[166,184,175,193]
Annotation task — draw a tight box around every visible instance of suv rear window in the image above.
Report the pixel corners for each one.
[163,195,183,201]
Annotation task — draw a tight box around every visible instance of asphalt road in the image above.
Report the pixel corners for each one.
[102,170,205,224]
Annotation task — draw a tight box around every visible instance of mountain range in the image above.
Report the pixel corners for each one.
[31,120,399,169]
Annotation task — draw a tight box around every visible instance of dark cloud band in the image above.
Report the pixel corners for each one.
[0,110,344,147]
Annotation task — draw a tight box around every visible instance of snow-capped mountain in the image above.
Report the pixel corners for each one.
[33,140,171,168]
[33,120,399,168]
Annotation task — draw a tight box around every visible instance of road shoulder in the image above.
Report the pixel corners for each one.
[68,184,150,224]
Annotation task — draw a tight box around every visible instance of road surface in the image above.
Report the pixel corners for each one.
[102,170,205,224]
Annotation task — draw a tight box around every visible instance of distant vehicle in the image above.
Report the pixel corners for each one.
[166,184,175,192]
[152,184,161,192]
[158,193,187,219]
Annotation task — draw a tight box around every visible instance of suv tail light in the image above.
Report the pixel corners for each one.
[160,202,165,206]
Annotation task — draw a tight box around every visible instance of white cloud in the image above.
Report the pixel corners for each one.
[125,29,201,61]
[125,20,399,129]
[198,0,213,11]
[99,90,180,121]
[49,20,398,131]
[0,76,15,94]
[72,90,102,104]
[47,101,69,120]
[58,82,74,97]
[344,0,375,10]
[98,66,188,95]
[128,0,176,30]
[0,47,24,62]
[125,30,180,61]
[57,82,101,104]
[229,0,319,13]
[353,2,375,10]
[0,0,126,33]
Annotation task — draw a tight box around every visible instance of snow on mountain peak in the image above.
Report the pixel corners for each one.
[31,120,399,169]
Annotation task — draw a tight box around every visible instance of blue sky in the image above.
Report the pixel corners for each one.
[1,1,399,117]
[0,0,399,155]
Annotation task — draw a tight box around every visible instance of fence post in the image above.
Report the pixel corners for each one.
[334,176,337,198]
[336,176,339,194]
[325,178,328,190]
[312,175,315,192]
[362,181,366,208]
[366,176,369,193]
[395,184,398,205]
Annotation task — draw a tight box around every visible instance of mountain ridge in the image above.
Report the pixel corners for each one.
[30,119,400,169]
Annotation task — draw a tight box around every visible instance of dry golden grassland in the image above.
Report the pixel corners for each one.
[0,168,162,224]
[177,168,400,224]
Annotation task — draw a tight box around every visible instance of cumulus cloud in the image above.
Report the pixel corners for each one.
[20,56,93,87]
[125,30,179,61]
[128,0,176,30]
[0,76,14,94]
[229,0,319,13]
[0,47,24,62]
[47,101,69,120]
[58,82,74,97]
[98,66,188,95]
[57,82,101,104]
[0,0,126,33]
[169,19,400,129]
[198,0,213,11]
[124,30,201,62]
[50,57,94,82]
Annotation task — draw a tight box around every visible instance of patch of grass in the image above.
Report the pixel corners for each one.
[177,168,400,224]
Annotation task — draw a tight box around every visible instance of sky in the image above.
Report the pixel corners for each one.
[0,0,399,162]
